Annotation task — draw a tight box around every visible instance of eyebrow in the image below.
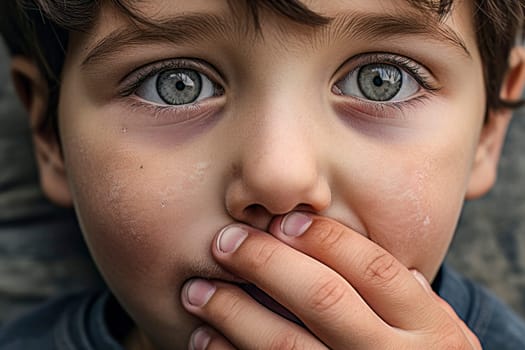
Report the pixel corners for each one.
[81,9,471,68]
[82,13,235,67]
[326,11,471,58]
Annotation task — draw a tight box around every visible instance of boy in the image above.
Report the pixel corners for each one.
[1,0,525,348]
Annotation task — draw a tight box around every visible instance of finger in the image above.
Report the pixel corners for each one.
[270,213,446,331]
[411,270,481,349]
[211,224,392,349]
[189,327,236,350]
[440,303,482,350]
[181,279,326,350]
[432,294,481,348]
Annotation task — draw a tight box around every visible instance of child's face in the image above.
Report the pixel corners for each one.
[54,0,499,346]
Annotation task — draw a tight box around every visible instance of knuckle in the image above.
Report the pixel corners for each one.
[362,250,403,288]
[427,320,471,350]
[306,275,347,315]
[436,335,470,350]
[248,241,281,272]
[443,329,471,349]
[313,219,348,251]
[269,329,306,350]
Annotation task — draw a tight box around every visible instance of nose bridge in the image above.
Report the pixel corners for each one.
[227,73,331,217]
[245,57,319,171]
[245,104,316,192]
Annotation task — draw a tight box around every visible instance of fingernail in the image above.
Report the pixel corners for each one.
[190,328,211,350]
[410,269,432,294]
[185,279,216,307]
[281,212,312,237]
[217,226,248,253]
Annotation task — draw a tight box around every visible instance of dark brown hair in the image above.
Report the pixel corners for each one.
[1,0,524,134]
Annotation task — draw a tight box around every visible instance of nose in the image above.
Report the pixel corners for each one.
[224,96,331,228]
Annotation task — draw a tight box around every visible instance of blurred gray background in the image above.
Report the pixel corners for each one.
[0,41,102,324]
[446,114,525,315]
[1,38,524,325]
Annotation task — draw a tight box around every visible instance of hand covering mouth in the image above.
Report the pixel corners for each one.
[239,284,305,327]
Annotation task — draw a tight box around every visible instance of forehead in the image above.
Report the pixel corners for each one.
[70,0,477,70]
[92,0,471,36]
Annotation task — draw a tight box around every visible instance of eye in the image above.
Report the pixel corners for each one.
[135,68,217,106]
[335,63,420,102]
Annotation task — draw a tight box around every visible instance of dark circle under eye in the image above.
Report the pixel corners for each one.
[156,69,202,105]
[358,64,402,101]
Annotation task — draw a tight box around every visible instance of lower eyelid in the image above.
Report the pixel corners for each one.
[333,93,431,120]
[120,94,226,126]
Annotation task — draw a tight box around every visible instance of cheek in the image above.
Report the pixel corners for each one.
[60,131,226,337]
[339,137,477,279]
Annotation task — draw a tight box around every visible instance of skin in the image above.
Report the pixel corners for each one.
[10,0,525,348]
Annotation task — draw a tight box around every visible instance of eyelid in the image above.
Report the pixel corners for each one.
[334,52,441,93]
[118,58,225,98]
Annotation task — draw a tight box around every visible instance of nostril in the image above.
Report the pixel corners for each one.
[244,203,265,216]
[294,203,320,213]
[242,204,273,231]
[241,203,319,231]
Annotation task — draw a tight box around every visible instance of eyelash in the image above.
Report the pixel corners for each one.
[117,59,225,121]
[332,52,441,117]
[344,52,439,92]
[118,59,223,99]
[118,53,440,120]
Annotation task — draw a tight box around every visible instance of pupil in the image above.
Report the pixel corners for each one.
[156,69,202,105]
[175,81,186,91]
[373,76,383,87]
[356,64,402,102]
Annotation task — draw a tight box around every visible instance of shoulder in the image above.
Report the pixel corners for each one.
[437,264,525,350]
[0,289,106,350]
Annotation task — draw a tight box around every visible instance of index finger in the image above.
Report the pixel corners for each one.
[270,212,447,331]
